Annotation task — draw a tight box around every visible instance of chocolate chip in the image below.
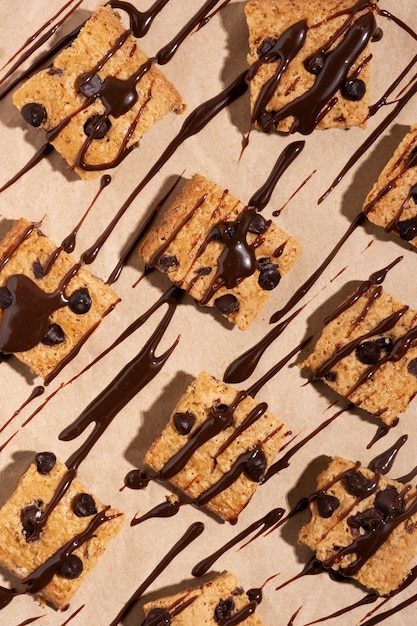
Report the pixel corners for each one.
[0,286,12,310]
[173,411,196,435]
[347,507,384,532]
[371,27,383,42]
[78,73,103,97]
[258,109,277,131]
[244,448,266,483]
[157,255,179,273]
[41,323,65,346]
[324,371,337,382]
[397,217,417,241]
[21,103,47,127]
[248,213,270,235]
[341,78,366,101]
[257,37,278,59]
[195,266,212,276]
[375,486,404,517]
[21,501,43,538]
[408,358,417,377]
[214,294,239,314]
[32,260,44,279]
[345,471,374,498]
[316,493,340,518]
[305,55,326,75]
[73,493,97,517]
[59,554,83,579]
[355,337,393,365]
[223,225,237,240]
[83,115,111,139]
[214,597,235,624]
[35,451,56,475]
[68,288,92,314]
[257,258,281,290]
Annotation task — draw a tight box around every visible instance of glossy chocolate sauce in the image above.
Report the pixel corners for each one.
[0,385,44,435]
[109,0,170,38]
[368,435,408,474]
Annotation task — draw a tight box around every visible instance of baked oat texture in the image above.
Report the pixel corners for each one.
[144,371,287,522]
[302,283,417,425]
[363,124,417,246]
[13,5,184,180]
[299,456,417,595]
[143,571,266,625]
[0,455,123,610]
[245,0,375,132]
[0,217,119,380]
[139,173,301,330]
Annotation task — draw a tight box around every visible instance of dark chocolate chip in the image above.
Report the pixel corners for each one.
[59,554,83,579]
[408,358,417,377]
[21,501,43,538]
[371,27,383,42]
[195,266,212,276]
[21,102,47,127]
[305,55,326,75]
[78,73,103,97]
[214,597,235,624]
[0,286,12,310]
[258,109,277,131]
[257,37,278,59]
[347,507,384,532]
[224,225,237,240]
[214,294,239,314]
[257,258,281,290]
[73,492,97,517]
[345,471,375,497]
[397,217,417,241]
[173,411,196,435]
[244,448,266,483]
[355,340,381,365]
[35,451,56,475]
[316,493,340,518]
[41,323,65,346]
[68,287,92,314]
[32,259,44,279]
[248,213,270,235]
[324,371,337,382]
[157,255,179,273]
[341,78,366,101]
[374,486,404,517]
[83,115,112,139]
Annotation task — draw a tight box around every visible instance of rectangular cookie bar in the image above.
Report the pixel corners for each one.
[0,452,123,610]
[139,173,301,330]
[13,6,184,179]
[245,0,376,133]
[0,218,119,381]
[142,571,265,625]
[302,281,417,425]
[299,456,417,595]
[363,125,417,245]
[144,371,287,523]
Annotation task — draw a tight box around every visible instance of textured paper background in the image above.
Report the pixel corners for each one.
[0,1,416,624]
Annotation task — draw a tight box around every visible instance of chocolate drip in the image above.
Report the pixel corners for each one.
[0,587,20,610]
[192,507,284,576]
[303,592,378,625]
[222,601,258,625]
[131,498,182,526]
[368,435,408,474]
[60,287,181,470]
[0,143,54,193]
[109,0,170,38]
[367,420,397,449]
[0,385,44,435]
[109,522,204,625]
[263,13,376,134]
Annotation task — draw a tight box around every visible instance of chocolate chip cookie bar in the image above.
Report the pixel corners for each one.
[0,218,119,381]
[144,371,287,523]
[13,6,184,179]
[0,452,123,610]
[363,125,417,245]
[245,0,377,133]
[301,280,417,425]
[299,456,417,595]
[142,571,265,625]
[139,173,301,330]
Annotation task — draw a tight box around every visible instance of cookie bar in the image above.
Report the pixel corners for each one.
[299,456,417,595]
[0,452,123,610]
[0,218,119,381]
[302,280,417,426]
[144,371,287,523]
[363,125,417,245]
[142,571,265,625]
[13,6,184,180]
[245,0,376,133]
[139,173,301,330]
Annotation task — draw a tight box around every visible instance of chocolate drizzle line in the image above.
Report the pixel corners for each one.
[109,0,171,38]
[108,521,204,626]
[0,385,44,435]
[0,143,54,193]
[368,435,408,474]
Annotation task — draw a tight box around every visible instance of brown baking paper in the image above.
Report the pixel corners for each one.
[0,1,416,624]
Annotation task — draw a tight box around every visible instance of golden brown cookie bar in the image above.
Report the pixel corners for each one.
[302,282,417,426]
[0,452,123,610]
[140,173,301,330]
[299,456,417,595]
[13,6,184,180]
[245,0,376,133]
[144,371,287,523]
[0,218,119,380]
[143,571,265,625]
[363,125,417,245]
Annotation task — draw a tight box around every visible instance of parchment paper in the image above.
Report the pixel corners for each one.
[0,1,416,624]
